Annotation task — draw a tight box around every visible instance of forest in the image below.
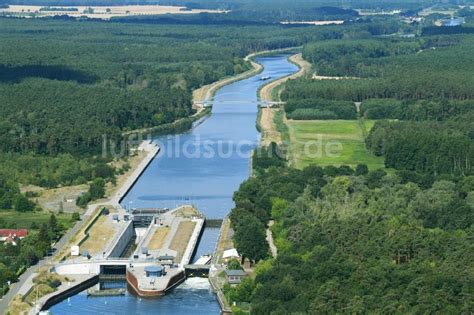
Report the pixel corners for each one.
[360,99,474,120]
[0,11,411,298]
[228,152,473,313]
[0,0,473,308]
[286,35,474,102]
[0,19,253,156]
[0,18,255,223]
[0,17,375,156]
[366,114,472,176]
[284,98,357,120]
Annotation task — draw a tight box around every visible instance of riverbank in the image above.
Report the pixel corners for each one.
[123,48,299,139]
[259,53,310,145]
[123,54,263,138]
[259,53,311,102]
[193,60,263,108]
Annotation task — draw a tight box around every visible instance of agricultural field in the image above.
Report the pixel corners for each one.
[287,119,384,170]
[0,5,224,20]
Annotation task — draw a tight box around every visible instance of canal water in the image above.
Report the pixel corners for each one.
[49,54,298,314]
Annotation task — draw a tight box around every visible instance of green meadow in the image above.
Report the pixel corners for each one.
[287,119,384,170]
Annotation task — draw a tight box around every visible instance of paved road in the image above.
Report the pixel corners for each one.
[0,215,88,314]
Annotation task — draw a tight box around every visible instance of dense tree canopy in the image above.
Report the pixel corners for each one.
[230,162,473,314]
[282,33,474,178]
[0,19,252,156]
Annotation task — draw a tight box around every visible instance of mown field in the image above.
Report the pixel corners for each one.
[287,119,384,169]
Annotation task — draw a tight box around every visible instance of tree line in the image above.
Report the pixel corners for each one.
[282,33,474,180]
[360,98,474,120]
[284,35,474,103]
[284,98,357,120]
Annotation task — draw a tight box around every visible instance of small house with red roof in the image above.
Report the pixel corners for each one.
[0,229,28,245]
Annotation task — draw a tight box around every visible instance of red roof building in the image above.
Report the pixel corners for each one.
[0,229,29,240]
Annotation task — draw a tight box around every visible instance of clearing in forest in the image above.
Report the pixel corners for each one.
[287,119,384,170]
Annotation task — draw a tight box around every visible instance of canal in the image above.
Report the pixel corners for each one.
[49,54,298,314]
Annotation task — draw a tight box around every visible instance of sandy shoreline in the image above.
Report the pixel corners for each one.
[259,53,311,103]
[259,53,310,145]
[192,59,263,108]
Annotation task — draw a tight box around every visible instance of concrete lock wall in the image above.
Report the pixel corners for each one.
[55,262,100,275]
[108,221,135,258]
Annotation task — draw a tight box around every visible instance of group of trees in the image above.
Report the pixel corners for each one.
[0,19,253,157]
[0,8,421,296]
[76,177,106,207]
[282,32,474,180]
[251,175,472,313]
[302,39,421,77]
[0,15,406,194]
[228,23,474,313]
[0,16,381,165]
[0,174,35,212]
[0,153,114,189]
